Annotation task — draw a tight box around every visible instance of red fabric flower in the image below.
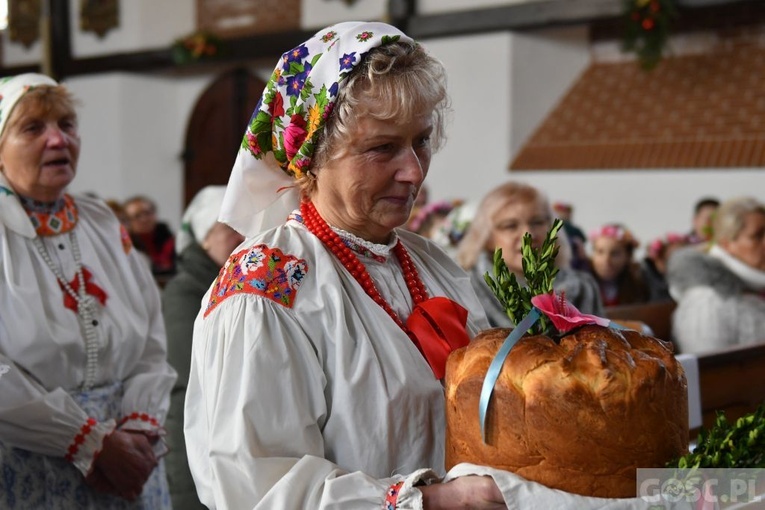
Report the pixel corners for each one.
[283,115,307,161]
[59,267,108,314]
[531,292,609,333]
[269,91,285,119]
[246,131,262,156]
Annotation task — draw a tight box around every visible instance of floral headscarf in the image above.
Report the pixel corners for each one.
[0,73,59,138]
[219,21,413,237]
[589,223,640,249]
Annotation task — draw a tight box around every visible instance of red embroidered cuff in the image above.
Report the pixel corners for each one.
[64,417,97,463]
[119,411,160,431]
[384,481,405,510]
[64,417,116,476]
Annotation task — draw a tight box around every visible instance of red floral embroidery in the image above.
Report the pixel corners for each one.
[59,267,108,313]
[119,411,160,428]
[205,244,309,317]
[65,417,97,462]
[384,481,404,510]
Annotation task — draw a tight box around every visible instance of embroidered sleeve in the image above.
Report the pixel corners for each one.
[66,417,117,476]
[381,469,440,510]
[384,481,404,509]
[119,411,161,431]
[205,244,309,317]
[119,411,169,458]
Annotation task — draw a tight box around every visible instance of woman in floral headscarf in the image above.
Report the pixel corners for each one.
[184,21,510,510]
[640,232,690,302]
[0,74,176,507]
[587,223,650,307]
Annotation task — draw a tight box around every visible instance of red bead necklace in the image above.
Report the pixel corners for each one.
[300,200,428,334]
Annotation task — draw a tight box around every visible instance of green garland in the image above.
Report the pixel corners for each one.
[171,31,226,65]
[623,0,678,70]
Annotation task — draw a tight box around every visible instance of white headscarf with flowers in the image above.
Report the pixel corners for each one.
[218,21,413,237]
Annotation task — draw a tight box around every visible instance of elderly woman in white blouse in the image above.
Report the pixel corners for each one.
[0,74,176,508]
[668,196,765,354]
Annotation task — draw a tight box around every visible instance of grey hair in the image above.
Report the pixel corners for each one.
[297,41,449,197]
[713,196,765,243]
[455,181,571,271]
[0,86,78,147]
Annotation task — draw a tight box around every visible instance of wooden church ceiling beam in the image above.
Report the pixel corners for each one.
[1,0,762,79]
[406,0,623,39]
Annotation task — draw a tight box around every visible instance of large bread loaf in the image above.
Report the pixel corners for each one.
[444,325,688,498]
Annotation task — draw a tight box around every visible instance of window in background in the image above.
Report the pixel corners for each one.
[0,1,7,31]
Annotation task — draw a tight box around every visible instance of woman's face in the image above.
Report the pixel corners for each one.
[125,200,158,235]
[693,204,717,240]
[313,113,432,243]
[204,222,245,267]
[591,237,631,282]
[721,211,765,271]
[0,104,80,202]
[489,199,550,275]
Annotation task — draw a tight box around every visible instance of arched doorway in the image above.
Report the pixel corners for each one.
[182,68,266,206]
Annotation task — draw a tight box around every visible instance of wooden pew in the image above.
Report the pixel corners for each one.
[696,342,765,431]
[604,300,677,343]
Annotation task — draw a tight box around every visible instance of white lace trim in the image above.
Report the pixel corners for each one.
[709,244,765,292]
[332,226,398,259]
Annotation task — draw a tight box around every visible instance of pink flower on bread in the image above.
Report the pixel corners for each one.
[531,292,609,333]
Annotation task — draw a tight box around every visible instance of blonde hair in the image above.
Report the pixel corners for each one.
[298,42,449,197]
[713,196,765,244]
[456,181,571,271]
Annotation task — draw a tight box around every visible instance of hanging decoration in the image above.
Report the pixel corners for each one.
[80,0,120,38]
[196,0,300,38]
[8,0,41,48]
[623,0,678,70]
[171,31,227,65]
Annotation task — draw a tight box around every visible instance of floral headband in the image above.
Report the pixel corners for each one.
[219,22,413,237]
[0,73,59,138]
[647,232,689,259]
[408,200,461,233]
[589,224,640,248]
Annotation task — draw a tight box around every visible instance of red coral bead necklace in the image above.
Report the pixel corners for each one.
[300,200,428,334]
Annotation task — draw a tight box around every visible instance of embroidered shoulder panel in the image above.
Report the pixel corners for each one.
[204,244,309,317]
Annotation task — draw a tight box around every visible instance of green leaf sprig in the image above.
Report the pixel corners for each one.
[669,403,765,470]
[483,219,563,336]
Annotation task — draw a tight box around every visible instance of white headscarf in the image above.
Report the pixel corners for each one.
[176,185,228,254]
[0,73,59,138]
[218,21,413,237]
